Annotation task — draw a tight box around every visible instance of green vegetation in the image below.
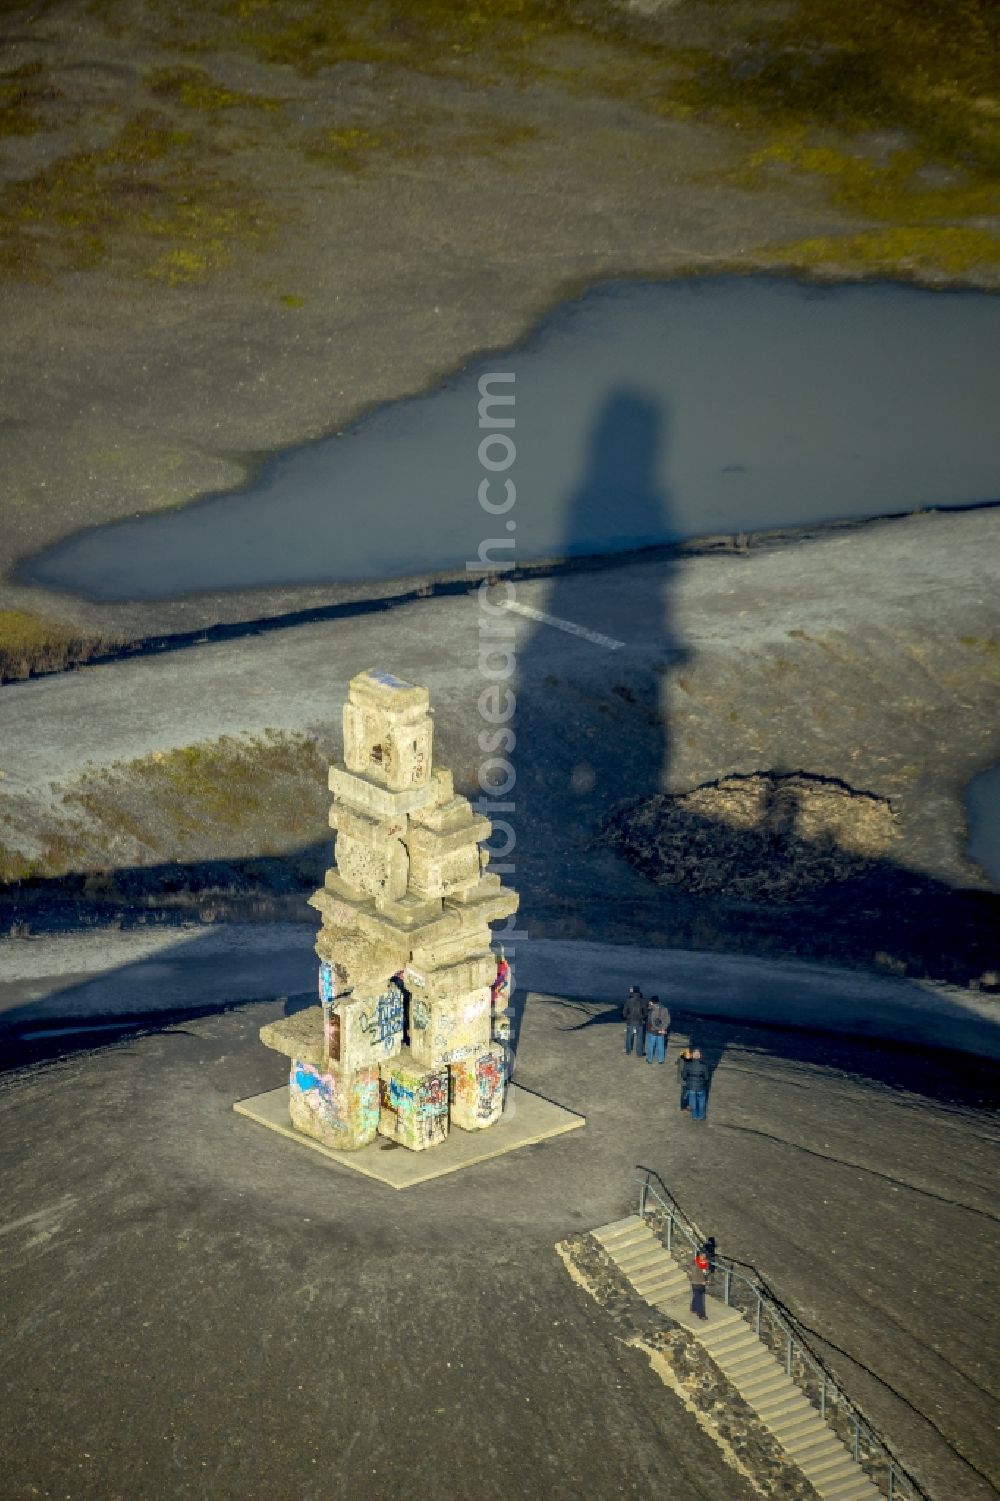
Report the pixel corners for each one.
[662,0,1000,177]
[209,0,572,77]
[302,124,385,169]
[3,0,996,283]
[767,226,1000,276]
[0,61,60,139]
[0,609,126,683]
[147,64,282,113]
[0,107,273,282]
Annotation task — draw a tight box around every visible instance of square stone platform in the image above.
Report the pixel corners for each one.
[233,1084,586,1189]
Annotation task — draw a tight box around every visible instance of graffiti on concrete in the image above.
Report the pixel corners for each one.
[289,1061,380,1142]
[359,990,404,1052]
[475,1053,503,1119]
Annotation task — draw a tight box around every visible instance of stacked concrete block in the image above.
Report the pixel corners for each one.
[378,1048,450,1151]
[449,1046,506,1130]
[289,1061,380,1150]
[327,983,405,1070]
[408,985,493,1069]
[260,1008,381,1151]
[342,669,433,792]
[260,667,519,1152]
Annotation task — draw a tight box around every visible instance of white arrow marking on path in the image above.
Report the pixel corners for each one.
[501,600,625,650]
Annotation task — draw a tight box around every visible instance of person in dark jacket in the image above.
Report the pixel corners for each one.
[681,1048,710,1120]
[644,995,671,1064]
[622,985,646,1057]
[689,1250,709,1319]
[676,1046,694,1111]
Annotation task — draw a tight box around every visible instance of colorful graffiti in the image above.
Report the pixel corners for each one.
[318,961,336,1004]
[289,1060,379,1147]
[491,954,512,1044]
[475,1053,503,1120]
[381,1063,449,1148]
[449,1046,505,1129]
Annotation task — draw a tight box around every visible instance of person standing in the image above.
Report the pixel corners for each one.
[689,1250,710,1320]
[681,1048,710,1120]
[676,1046,694,1111]
[622,985,646,1057]
[644,995,671,1064]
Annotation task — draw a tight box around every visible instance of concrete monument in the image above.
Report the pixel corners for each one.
[260,668,519,1152]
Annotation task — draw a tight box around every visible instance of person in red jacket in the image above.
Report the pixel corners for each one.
[689,1250,710,1320]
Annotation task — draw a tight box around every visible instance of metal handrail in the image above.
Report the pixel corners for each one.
[635,1168,926,1501]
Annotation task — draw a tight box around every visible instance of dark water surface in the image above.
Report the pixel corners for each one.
[24,277,1000,601]
[966,764,1000,885]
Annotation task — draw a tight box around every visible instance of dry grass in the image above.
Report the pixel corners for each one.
[0,609,127,683]
[64,730,330,854]
[0,730,332,888]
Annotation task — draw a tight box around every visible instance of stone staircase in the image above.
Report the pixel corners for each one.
[594,1216,882,1501]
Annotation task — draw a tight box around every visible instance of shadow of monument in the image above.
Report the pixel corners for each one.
[498,386,999,1085]
[497,387,687,942]
[1,376,998,1084]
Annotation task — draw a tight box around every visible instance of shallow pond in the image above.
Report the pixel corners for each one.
[965,764,1000,885]
[23,277,1000,601]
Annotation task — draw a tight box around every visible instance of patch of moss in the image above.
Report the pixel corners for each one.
[0,61,62,139]
[765,225,1000,276]
[302,124,384,169]
[301,109,538,174]
[144,0,591,82]
[739,131,999,228]
[147,64,282,113]
[661,0,1000,177]
[226,0,572,76]
[0,109,271,282]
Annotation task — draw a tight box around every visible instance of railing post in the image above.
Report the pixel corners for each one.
[755,1295,762,1336]
[888,1463,894,1500]
[666,1210,673,1253]
[820,1375,826,1419]
[724,1267,732,1306]
[853,1417,860,1463]
[786,1334,793,1376]
[639,1175,647,1218]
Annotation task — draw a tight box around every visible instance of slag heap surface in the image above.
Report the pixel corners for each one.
[260,668,518,1153]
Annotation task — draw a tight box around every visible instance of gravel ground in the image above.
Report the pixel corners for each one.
[1,978,997,1501]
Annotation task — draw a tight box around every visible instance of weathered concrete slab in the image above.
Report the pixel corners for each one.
[233,1082,585,1188]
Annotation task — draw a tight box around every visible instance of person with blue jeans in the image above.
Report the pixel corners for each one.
[681,1048,710,1119]
[622,986,647,1056]
[644,996,671,1064]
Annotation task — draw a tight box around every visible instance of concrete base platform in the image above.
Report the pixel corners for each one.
[233,1084,586,1189]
